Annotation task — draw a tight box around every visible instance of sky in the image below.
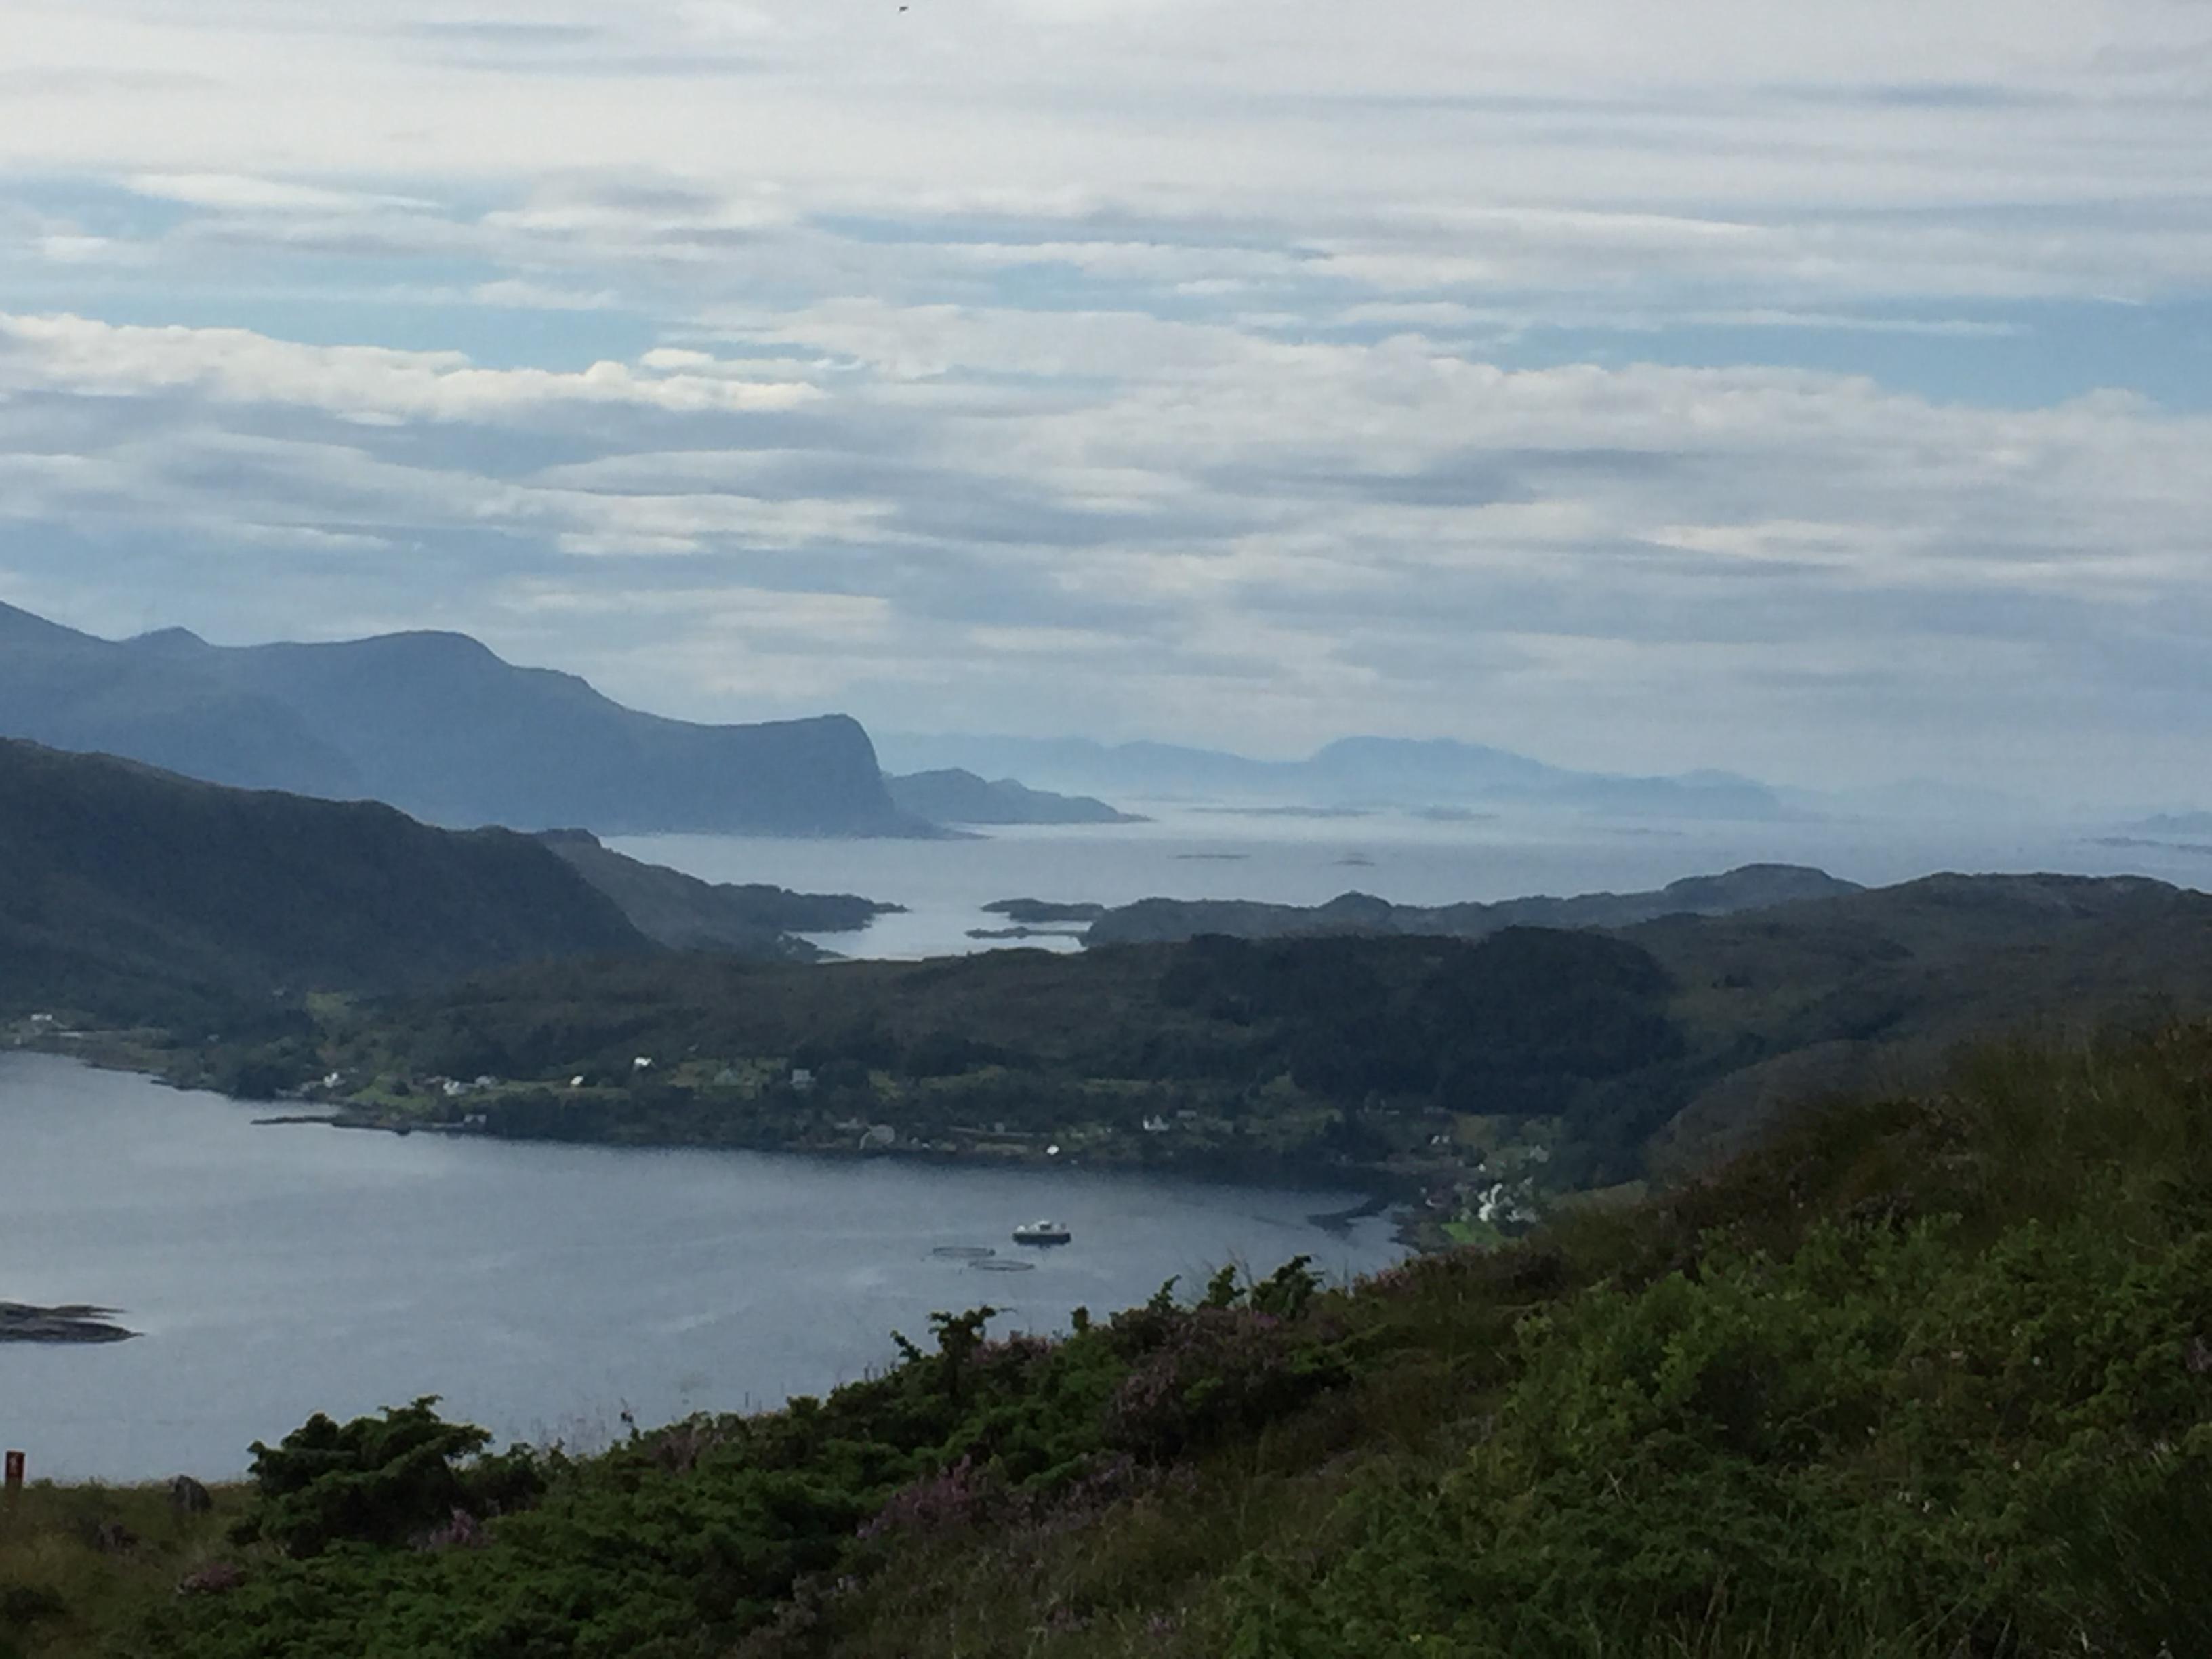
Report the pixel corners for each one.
[1,1,2210,801]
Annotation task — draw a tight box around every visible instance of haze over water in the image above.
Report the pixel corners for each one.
[0,1054,1401,1484]
[616,808,2212,961]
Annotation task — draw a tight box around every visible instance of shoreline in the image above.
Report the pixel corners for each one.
[10,1036,1441,1247]
[13,1035,1469,1256]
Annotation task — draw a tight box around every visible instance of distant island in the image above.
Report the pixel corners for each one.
[2092,835,2212,857]
[982,899,1110,924]
[876,731,1788,820]
[0,1302,136,1344]
[2127,811,2212,835]
[884,769,1145,825]
[1080,863,1860,945]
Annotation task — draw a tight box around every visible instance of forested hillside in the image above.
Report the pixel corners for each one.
[0,741,650,1029]
[203,872,2212,1200]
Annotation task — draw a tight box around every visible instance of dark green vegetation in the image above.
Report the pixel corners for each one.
[246,872,2212,1210]
[884,769,1145,825]
[0,740,649,1035]
[247,926,1696,1189]
[1083,861,1860,945]
[0,601,914,836]
[14,1021,2212,1657]
[536,831,900,961]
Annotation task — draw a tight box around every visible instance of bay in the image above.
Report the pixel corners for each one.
[0,1054,1402,1483]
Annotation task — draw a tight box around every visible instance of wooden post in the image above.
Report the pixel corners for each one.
[3,1450,22,1494]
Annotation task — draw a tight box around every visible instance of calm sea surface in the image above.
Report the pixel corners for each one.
[0,1054,1402,1483]
[615,806,2212,961]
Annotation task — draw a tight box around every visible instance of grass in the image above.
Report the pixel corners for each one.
[750,1023,2212,1659]
[0,1482,247,1659]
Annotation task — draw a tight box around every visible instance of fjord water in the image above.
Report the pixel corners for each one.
[615,806,2212,960]
[0,1054,1402,1482]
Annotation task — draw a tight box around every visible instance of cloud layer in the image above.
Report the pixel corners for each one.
[3,1,2210,798]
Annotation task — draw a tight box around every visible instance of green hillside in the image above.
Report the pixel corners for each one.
[220,872,2212,1202]
[12,1020,2212,1658]
[0,739,651,1030]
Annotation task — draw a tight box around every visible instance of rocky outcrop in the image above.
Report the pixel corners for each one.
[0,1302,137,1343]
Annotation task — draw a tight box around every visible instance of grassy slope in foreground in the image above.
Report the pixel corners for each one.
[12,1019,2212,1659]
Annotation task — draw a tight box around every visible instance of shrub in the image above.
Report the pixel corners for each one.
[1107,1303,1349,1460]
[1225,1215,2212,1657]
[243,1397,542,1557]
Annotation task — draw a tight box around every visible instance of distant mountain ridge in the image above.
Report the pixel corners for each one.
[1083,863,1861,946]
[876,732,1785,819]
[0,602,918,837]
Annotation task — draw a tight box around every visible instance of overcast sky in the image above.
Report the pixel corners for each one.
[3,1,2209,798]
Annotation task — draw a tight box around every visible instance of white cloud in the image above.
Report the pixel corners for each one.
[2,298,2209,788]
[0,313,821,421]
[127,173,437,213]
[469,279,623,310]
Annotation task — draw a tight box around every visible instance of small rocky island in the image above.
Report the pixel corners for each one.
[0,1301,138,1343]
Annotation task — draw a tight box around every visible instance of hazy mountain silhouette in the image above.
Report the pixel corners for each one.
[876,731,1784,819]
[884,768,1145,825]
[0,604,364,797]
[0,603,917,836]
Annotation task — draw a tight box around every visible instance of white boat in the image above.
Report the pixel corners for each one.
[1011,1219,1071,1246]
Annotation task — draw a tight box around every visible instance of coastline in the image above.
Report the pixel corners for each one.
[10,1031,1446,1248]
